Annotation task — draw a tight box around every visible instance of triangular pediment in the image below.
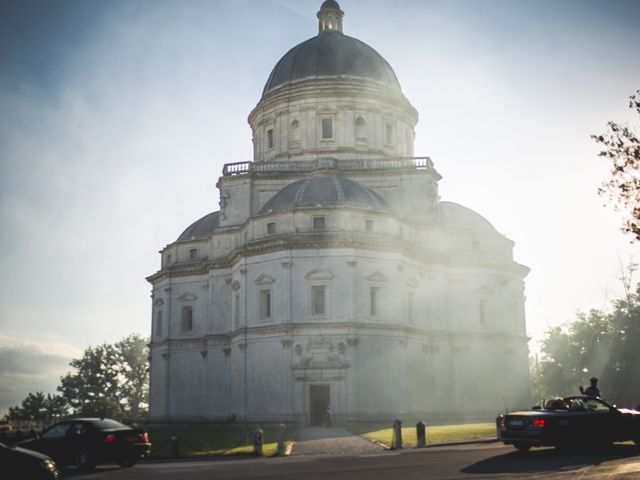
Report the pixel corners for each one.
[406,277,419,288]
[178,292,197,302]
[366,271,388,283]
[153,298,164,307]
[305,268,334,281]
[254,274,275,285]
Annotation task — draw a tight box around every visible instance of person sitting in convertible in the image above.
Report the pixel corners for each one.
[545,398,569,410]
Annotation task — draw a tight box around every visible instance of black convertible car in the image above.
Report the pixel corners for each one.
[497,396,640,452]
[18,418,151,470]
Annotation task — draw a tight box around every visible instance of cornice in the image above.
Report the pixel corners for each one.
[147,230,528,284]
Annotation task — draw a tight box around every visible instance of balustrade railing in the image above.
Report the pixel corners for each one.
[222,156,434,176]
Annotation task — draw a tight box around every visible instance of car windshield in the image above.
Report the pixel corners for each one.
[91,419,129,430]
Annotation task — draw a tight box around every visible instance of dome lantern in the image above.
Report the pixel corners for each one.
[317,0,344,34]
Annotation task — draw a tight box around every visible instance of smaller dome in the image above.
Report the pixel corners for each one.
[178,211,220,241]
[320,0,341,9]
[439,202,497,232]
[260,175,389,214]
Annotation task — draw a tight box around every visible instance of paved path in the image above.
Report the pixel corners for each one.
[291,426,383,456]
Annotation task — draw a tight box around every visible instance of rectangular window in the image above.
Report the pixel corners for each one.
[408,292,415,323]
[166,254,171,265]
[181,306,193,332]
[370,287,380,316]
[266,222,276,234]
[365,219,374,232]
[156,310,163,337]
[385,122,393,144]
[233,294,240,328]
[267,128,274,149]
[321,118,333,139]
[260,289,271,319]
[479,299,486,325]
[311,285,326,316]
[189,248,198,259]
[313,216,326,230]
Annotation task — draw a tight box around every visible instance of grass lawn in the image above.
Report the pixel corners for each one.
[354,423,497,448]
[146,425,294,459]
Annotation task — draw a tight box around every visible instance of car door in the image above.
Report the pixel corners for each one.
[583,398,615,443]
[33,422,70,462]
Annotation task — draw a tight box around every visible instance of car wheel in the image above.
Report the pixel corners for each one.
[118,457,138,468]
[75,448,95,471]
[513,442,531,452]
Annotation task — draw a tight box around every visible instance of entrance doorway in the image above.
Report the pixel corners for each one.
[309,384,330,426]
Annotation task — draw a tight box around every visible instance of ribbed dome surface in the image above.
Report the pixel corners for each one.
[260,175,389,214]
[262,31,401,96]
[177,211,220,241]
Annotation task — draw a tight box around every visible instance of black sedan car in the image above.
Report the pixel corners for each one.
[497,395,640,452]
[1,441,60,479]
[18,418,151,470]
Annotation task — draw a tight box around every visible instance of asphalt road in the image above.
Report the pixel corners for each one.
[63,442,640,480]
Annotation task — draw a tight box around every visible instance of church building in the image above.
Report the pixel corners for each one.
[147,1,531,425]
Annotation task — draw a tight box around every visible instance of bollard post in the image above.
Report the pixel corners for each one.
[392,419,403,449]
[416,420,426,447]
[170,435,180,458]
[253,427,264,456]
[277,423,286,456]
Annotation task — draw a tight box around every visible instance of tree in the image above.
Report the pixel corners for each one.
[592,90,640,241]
[7,392,67,422]
[58,334,149,420]
[533,281,640,407]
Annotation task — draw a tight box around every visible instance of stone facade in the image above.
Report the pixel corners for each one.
[147,1,531,425]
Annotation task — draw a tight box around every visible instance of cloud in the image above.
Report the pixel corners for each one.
[0,336,80,415]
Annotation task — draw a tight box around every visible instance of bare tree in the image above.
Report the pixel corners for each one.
[592,90,640,241]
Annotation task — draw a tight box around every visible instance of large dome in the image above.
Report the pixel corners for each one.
[260,175,389,214]
[262,31,401,96]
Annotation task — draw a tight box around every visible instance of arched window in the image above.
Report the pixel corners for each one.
[289,120,301,142]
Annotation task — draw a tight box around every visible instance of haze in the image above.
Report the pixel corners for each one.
[1,0,638,415]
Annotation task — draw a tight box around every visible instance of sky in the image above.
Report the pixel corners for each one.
[0,0,638,415]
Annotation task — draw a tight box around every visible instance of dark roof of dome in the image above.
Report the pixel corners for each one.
[439,201,497,232]
[260,175,389,214]
[320,0,341,8]
[177,211,220,241]
[262,31,401,96]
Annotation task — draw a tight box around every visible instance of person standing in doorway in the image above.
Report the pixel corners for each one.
[323,405,332,427]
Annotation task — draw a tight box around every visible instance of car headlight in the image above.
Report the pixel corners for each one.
[40,459,58,472]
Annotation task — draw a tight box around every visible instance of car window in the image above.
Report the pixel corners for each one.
[583,398,611,413]
[68,423,88,436]
[92,419,128,430]
[42,423,69,439]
